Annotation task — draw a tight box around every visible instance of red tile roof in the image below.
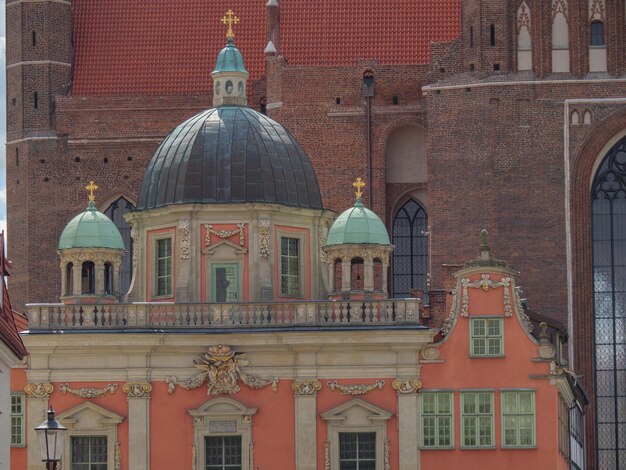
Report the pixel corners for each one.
[72,0,460,95]
[0,234,27,359]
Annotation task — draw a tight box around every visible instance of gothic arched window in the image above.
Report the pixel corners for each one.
[592,135,626,469]
[392,199,428,298]
[104,197,134,296]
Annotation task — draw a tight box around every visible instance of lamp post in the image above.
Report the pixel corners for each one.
[35,408,67,470]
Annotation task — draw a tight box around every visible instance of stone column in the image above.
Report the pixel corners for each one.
[123,382,152,470]
[382,261,389,294]
[327,262,335,295]
[95,261,105,295]
[363,258,374,292]
[113,262,121,297]
[292,379,320,470]
[60,262,67,298]
[24,383,53,470]
[398,393,420,470]
[341,259,351,292]
[73,261,82,296]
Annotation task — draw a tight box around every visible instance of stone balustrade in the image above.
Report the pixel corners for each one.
[26,299,422,330]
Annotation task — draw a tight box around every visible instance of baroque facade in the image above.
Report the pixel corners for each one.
[6,0,626,468]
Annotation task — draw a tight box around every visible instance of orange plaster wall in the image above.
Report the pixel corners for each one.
[200,223,250,302]
[150,380,295,470]
[420,271,563,470]
[146,226,176,301]
[44,382,129,470]
[273,225,311,300]
[10,368,27,470]
[316,379,399,468]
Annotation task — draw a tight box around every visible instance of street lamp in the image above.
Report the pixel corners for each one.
[35,408,67,470]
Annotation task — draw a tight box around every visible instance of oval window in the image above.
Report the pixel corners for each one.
[215,81,221,95]
[226,81,233,94]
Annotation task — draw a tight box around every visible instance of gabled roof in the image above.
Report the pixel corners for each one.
[71,0,460,95]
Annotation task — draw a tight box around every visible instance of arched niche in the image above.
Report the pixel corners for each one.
[385,124,426,184]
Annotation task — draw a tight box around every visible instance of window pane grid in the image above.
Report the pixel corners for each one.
[339,432,376,470]
[461,392,493,448]
[280,237,300,296]
[421,392,453,448]
[392,200,428,298]
[592,136,626,467]
[501,391,536,447]
[205,436,242,470]
[471,318,503,356]
[71,436,108,469]
[156,238,172,296]
[10,394,24,446]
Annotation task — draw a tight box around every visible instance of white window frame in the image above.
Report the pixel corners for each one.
[470,317,504,357]
[500,389,536,448]
[276,229,307,298]
[321,398,392,470]
[57,402,123,469]
[420,391,454,449]
[10,392,25,447]
[150,231,175,299]
[460,390,495,449]
[188,397,257,470]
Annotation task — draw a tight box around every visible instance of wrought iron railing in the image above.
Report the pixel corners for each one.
[26,299,422,330]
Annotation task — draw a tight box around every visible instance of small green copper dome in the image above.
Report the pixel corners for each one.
[58,202,125,250]
[212,38,248,73]
[326,198,391,245]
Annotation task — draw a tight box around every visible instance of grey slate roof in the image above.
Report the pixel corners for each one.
[137,106,323,210]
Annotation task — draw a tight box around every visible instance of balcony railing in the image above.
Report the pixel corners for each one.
[26,299,422,331]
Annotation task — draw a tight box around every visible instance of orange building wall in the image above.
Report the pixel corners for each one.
[420,271,567,470]
[150,381,295,469]
[10,368,27,470]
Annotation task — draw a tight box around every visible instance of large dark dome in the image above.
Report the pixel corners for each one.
[137,106,323,210]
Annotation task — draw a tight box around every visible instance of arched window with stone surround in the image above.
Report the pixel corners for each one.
[104,262,113,295]
[392,199,428,298]
[517,2,532,71]
[65,262,73,296]
[351,258,364,290]
[551,0,569,72]
[81,261,95,294]
[591,135,626,469]
[104,197,134,295]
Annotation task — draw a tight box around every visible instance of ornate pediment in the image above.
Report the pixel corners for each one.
[166,345,278,395]
[202,239,248,256]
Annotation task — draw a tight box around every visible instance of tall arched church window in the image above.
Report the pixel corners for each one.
[588,0,607,71]
[551,0,570,72]
[517,2,532,71]
[591,135,626,469]
[104,197,134,296]
[392,199,428,298]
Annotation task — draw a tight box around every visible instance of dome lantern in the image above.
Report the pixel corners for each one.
[211,10,249,108]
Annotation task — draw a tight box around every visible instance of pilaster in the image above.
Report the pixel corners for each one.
[123,382,152,470]
[397,393,420,470]
[292,380,320,470]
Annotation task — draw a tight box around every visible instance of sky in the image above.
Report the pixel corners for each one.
[0,3,7,242]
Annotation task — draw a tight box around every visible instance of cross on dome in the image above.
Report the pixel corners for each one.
[85,181,99,202]
[352,177,365,199]
[222,9,239,39]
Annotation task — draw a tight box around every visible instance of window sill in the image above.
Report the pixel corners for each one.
[502,445,536,450]
[420,446,455,450]
[469,355,505,359]
[460,446,496,450]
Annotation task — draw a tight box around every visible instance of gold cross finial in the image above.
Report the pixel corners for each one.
[221,9,239,39]
[352,177,366,199]
[85,181,99,202]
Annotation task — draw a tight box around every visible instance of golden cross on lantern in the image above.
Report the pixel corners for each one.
[352,177,366,199]
[222,9,239,39]
[85,181,99,202]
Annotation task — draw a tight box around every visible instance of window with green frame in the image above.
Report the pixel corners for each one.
[470,318,503,356]
[71,435,108,469]
[421,392,454,448]
[461,391,494,448]
[10,393,25,446]
[205,435,242,470]
[280,237,300,296]
[156,238,173,296]
[501,390,536,447]
[339,432,376,470]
